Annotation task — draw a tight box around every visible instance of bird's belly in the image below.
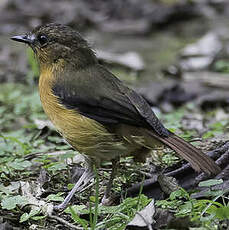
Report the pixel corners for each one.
[38,71,159,163]
[39,91,129,162]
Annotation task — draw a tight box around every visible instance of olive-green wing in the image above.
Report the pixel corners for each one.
[52,64,169,137]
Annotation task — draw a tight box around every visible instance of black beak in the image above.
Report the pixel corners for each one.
[11,34,34,45]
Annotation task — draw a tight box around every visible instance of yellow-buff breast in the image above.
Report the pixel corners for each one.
[38,66,131,162]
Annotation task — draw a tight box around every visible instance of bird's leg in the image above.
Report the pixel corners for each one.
[54,163,94,210]
[102,158,119,205]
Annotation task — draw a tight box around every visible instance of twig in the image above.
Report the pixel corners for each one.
[24,150,72,160]
[49,214,83,230]
[189,137,202,142]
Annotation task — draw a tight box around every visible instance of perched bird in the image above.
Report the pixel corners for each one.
[11,23,220,209]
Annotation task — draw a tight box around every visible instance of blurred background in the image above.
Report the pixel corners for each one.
[0,0,229,111]
[2,0,229,140]
[1,0,229,229]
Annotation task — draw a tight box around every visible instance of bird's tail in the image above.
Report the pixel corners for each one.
[147,131,220,175]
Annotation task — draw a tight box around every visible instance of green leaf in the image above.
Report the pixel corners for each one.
[0,184,12,195]
[31,216,46,220]
[100,205,122,214]
[199,213,216,222]
[44,162,67,173]
[202,131,215,139]
[202,190,225,197]
[59,151,75,160]
[198,179,223,187]
[1,195,28,210]
[90,196,96,203]
[213,60,229,73]
[214,206,229,220]
[20,207,41,222]
[65,205,89,215]
[68,206,88,229]
[20,213,30,223]
[177,201,193,216]
[8,159,32,171]
[169,188,189,200]
[67,183,74,190]
[46,193,64,202]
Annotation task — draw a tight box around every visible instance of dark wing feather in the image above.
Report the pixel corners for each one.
[52,64,169,137]
[52,64,220,175]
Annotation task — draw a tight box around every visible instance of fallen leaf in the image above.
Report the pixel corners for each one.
[127,199,155,229]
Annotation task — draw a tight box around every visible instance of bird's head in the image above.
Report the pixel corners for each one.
[11,23,97,69]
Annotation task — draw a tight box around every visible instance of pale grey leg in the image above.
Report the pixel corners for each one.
[102,158,119,205]
[54,167,94,210]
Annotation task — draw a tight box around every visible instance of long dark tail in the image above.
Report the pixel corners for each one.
[148,131,220,175]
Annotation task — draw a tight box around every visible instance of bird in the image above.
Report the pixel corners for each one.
[11,23,220,209]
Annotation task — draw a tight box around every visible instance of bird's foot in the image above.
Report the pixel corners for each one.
[54,169,94,210]
[101,194,115,206]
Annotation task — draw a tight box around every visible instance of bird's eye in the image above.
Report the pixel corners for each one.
[37,34,48,46]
